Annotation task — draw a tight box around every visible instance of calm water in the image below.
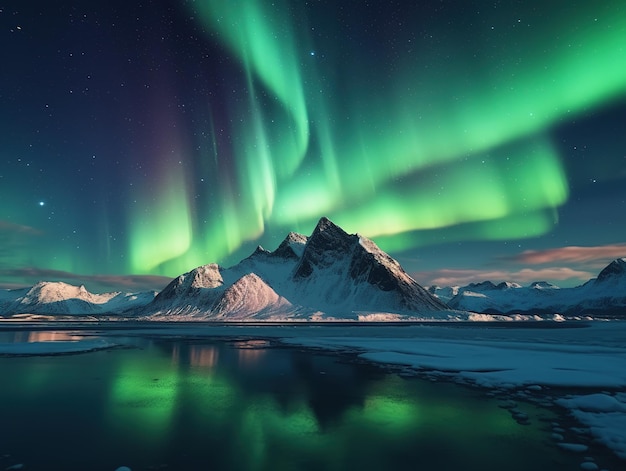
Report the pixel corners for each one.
[0,331,582,471]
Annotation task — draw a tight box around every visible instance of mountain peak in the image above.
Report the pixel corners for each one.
[311,217,348,238]
[496,281,522,290]
[154,263,223,302]
[288,219,447,313]
[466,281,497,291]
[189,264,223,289]
[283,231,308,245]
[273,231,308,259]
[530,281,559,290]
[28,281,89,300]
[596,258,626,282]
[294,218,356,278]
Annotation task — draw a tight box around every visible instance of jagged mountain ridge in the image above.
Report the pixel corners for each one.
[145,217,449,320]
[433,258,626,317]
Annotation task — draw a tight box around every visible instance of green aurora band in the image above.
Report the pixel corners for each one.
[8,1,623,279]
[0,0,626,282]
[118,0,626,276]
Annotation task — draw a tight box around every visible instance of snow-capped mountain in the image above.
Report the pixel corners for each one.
[0,281,156,317]
[439,258,626,317]
[144,217,450,320]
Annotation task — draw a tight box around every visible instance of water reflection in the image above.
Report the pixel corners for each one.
[233,340,270,368]
[0,330,83,343]
[171,343,220,369]
[145,340,548,466]
[188,344,219,368]
[237,346,266,367]
[28,331,83,342]
[0,335,587,471]
[108,353,180,444]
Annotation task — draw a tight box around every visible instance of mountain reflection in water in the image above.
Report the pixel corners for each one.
[0,334,584,471]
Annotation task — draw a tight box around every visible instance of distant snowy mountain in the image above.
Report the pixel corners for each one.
[440,258,626,317]
[0,281,156,317]
[0,287,28,314]
[144,217,451,320]
[427,285,460,304]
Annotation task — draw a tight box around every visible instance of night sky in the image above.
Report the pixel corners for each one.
[1,0,625,293]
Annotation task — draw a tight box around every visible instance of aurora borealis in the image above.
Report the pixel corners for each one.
[1,0,625,291]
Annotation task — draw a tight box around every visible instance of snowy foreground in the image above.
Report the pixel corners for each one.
[1,321,625,463]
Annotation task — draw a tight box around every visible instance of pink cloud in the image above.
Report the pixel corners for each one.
[0,220,41,235]
[509,244,626,265]
[0,267,172,293]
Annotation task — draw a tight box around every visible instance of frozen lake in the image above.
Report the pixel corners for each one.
[2,323,622,470]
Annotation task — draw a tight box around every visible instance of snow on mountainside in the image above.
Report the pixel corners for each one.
[145,217,450,320]
[442,258,626,316]
[212,273,293,319]
[0,281,156,316]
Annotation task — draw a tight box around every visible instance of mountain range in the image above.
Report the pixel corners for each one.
[0,218,451,320]
[428,258,626,318]
[1,218,624,320]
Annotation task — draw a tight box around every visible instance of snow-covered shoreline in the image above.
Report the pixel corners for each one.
[279,322,626,462]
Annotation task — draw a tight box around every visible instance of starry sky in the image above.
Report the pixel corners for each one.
[1,0,626,293]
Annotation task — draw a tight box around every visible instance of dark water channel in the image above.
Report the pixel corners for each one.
[0,332,584,470]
